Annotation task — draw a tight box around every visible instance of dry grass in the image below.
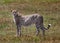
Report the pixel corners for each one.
[0,0,60,43]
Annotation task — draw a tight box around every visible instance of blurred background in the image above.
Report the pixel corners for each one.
[0,0,60,43]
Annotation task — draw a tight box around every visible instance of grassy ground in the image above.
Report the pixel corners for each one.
[0,0,60,43]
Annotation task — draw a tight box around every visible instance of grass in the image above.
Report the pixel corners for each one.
[0,0,60,43]
[0,0,60,4]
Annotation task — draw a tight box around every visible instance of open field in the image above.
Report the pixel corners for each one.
[0,0,60,43]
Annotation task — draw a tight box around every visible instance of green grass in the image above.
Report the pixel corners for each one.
[0,0,60,4]
[0,0,60,43]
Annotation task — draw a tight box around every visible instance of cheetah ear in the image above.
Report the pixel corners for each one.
[11,10,12,12]
[11,9,18,12]
[11,9,13,12]
[15,9,18,12]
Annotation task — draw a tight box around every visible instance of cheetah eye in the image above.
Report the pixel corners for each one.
[13,12,17,13]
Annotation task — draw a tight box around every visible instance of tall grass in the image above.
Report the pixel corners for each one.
[0,0,60,43]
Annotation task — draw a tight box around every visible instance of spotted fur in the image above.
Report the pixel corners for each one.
[11,10,51,36]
